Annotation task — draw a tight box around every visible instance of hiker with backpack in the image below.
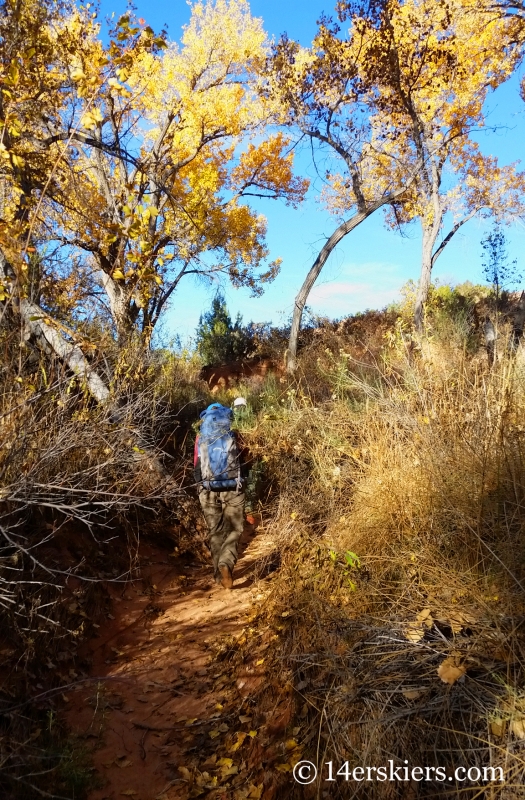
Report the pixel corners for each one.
[194,399,248,589]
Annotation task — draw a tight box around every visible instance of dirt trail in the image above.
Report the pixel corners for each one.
[66,524,277,800]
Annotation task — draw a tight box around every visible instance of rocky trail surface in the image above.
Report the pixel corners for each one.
[66,523,281,800]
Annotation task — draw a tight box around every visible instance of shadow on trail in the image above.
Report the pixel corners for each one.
[65,523,278,800]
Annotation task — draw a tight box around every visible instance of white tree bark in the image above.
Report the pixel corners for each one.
[1,250,109,403]
[286,210,368,373]
[20,299,110,402]
[98,270,135,343]
[414,225,435,334]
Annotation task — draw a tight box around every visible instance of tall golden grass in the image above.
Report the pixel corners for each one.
[239,326,525,797]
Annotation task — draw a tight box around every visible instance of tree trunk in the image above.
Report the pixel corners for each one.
[20,299,110,402]
[1,250,109,403]
[98,270,139,346]
[484,316,496,367]
[414,208,480,334]
[414,227,434,334]
[285,210,370,373]
[285,162,426,374]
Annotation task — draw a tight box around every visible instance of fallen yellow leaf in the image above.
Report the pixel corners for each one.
[447,610,477,634]
[403,689,423,700]
[448,615,464,635]
[178,766,192,781]
[405,626,424,643]
[490,718,505,737]
[437,657,466,685]
[417,608,433,628]
[196,772,217,788]
[511,717,525,739]
[230,731,247,752]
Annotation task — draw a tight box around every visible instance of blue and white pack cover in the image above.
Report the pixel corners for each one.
[198,403,242,491]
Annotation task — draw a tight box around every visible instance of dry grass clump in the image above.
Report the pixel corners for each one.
[293,310,400,404]
[241,332,525,798]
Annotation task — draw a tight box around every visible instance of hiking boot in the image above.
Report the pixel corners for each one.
[218,564,233,589]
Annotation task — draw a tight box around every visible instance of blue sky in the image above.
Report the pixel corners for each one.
[98,0,525,345]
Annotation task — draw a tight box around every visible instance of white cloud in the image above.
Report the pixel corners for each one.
[308,261,404,315]
[339,261,402,278]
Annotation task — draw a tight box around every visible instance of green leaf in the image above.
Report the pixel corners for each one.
[344,551,360,568]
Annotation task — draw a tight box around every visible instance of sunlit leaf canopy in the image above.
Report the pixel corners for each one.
[266,0,525,343]
[0,0,307,343]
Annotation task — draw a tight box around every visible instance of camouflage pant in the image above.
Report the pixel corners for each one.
[198,489,245,576]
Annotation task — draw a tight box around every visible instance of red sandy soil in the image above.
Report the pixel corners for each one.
[65,524,278,800]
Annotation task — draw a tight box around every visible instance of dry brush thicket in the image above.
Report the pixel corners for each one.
[236,313,525,798]
[0,326,209,797]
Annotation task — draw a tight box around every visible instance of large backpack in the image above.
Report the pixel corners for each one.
[198,404,242,491]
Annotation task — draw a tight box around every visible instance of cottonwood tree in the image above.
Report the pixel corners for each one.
[268,18,428,372]
[348,0,523,331]
[0,0,112,400]
[51,0,307,346]
[371,148,525,331]
[0,0,306,399]
[272,0,523,370]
